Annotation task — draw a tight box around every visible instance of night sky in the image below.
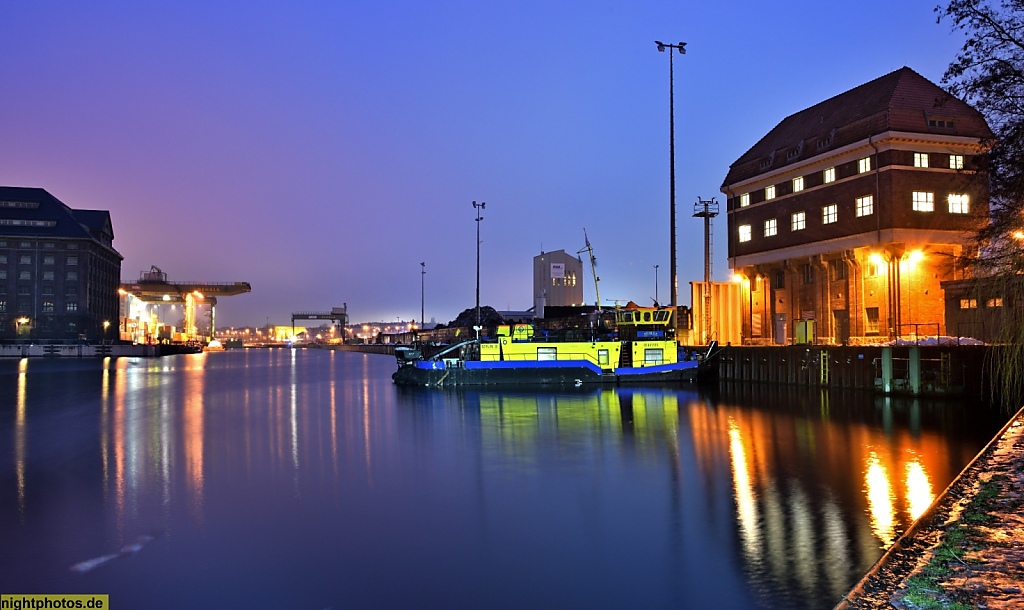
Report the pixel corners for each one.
[1,1,967,327]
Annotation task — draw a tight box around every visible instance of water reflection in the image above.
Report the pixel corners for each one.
[15,358,27,519]
[402,384,970,607]
[0,352,1005,610]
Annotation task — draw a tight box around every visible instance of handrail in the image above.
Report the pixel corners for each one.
[429,339,479,361]
[496,350,603,366]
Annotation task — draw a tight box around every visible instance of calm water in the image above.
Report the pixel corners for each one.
[0,349,1008,609]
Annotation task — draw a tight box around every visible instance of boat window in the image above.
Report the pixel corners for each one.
[537,347,557,361]
[598,349,609,366]
[644,348,664,365]
[655,311,669,322]
[643,312,651,322]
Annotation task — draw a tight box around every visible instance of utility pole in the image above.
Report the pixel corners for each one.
[654,264,659,305]
[473,200,486,329]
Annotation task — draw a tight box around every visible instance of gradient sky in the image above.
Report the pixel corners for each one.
[1,1,968,327]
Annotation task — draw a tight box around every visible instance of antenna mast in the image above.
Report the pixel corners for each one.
[578,229,601,310]
[693,197,719,343]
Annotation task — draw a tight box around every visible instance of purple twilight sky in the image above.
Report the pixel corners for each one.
[1,1,968,327]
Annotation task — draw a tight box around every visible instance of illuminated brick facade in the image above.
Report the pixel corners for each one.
[722,68,991,344]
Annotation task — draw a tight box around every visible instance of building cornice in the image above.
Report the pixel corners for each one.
[723,130,988,194]
[729,228,971,269]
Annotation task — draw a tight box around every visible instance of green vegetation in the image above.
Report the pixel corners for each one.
[939,1,1024,410]
[892,477,1007,609]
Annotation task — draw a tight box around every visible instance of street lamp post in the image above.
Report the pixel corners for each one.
[655,40,686,309]
[473,200,486,328]
[420,261,426,335]
[103,320,110,345]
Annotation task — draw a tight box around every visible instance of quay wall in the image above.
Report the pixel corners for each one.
[0,343,200,358]
[717,344,995,397]
[331,344,395,356]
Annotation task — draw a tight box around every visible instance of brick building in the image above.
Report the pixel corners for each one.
[722,67,992,344]
[0,186,123,342]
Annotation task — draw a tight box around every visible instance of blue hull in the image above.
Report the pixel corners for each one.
[392,358,705,387]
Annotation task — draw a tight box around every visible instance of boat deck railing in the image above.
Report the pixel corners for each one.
[489,350,606,367]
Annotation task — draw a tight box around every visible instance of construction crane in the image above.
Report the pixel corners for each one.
[578,229,601,311]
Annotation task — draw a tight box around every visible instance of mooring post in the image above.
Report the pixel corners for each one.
[881,347,893,393]
[909,346,921,395]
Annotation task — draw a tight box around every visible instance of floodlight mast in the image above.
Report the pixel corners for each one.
[654,40,686,309]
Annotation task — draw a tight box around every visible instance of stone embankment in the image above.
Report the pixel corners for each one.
[837,406,1024,609]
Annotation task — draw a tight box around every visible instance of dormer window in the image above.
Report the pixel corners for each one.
[928,115,955,129]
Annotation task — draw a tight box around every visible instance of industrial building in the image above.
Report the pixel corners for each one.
[533,249,584,316]
[722,67,991,344]
[0,186,122,342]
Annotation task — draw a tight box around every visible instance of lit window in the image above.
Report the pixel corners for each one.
[987,297,1003,307]
[644,348,664,365]
[914,153,929,168]
[912,191,934,212]
[42,301,54,313]
[792,211,806,231]
[959,298,977,309]
[824,167,836,183]
[793,176,804,192]
[950,155,964,170]
[858,157,871,173]
[948,193,969,214]
[764,218,777,237]
[823,204,838,224]
[765,185,776,200]
[738,224,752,243]
[856,195,874,217]
[66,302,78,312]
[739,193,750,207]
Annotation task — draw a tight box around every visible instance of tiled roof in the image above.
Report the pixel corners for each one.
[0,186,118,251]
[722,67,993,187]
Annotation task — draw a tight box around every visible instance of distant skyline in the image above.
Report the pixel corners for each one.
[1,1,970,326]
